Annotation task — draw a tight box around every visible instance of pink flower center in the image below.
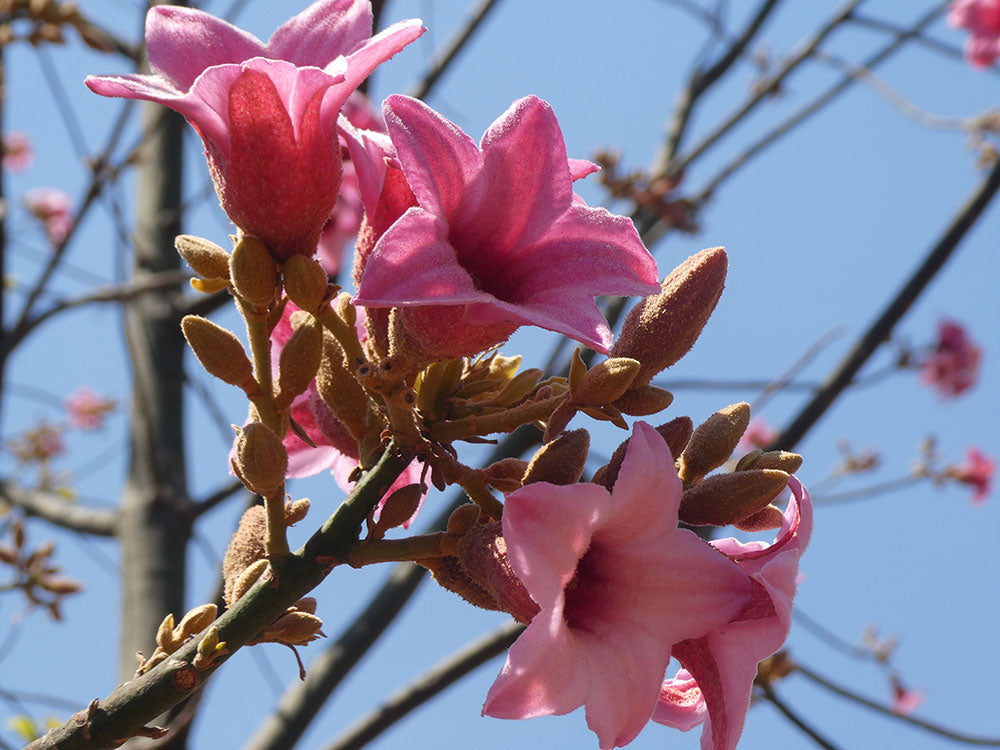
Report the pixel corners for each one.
[562,543,612,631]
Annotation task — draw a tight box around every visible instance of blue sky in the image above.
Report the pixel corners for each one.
[1,2,998,749]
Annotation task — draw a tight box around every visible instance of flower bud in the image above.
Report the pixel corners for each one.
[181,316,257,393]
[482,458,530,492]
[457,521,540,624]
[257,609,325,645]
[446,504,482,536]
[592,417,692,491]
[523,429,590,486]
[230,234,279,309]
[678,469,789,527]
[738,450,803,474]
[613,385,674,416]
[678,402,750,483]
[175,234,230,280]
[571,358,640,407]
[38,576,83,595]
[734,504,785,532]
[175,604,218,640]
[315,330,371,440]
[231,423,288,497]
[611,246,727,385]
[275,311,323,409]
[374,484,424,532]
[283,254,330,313]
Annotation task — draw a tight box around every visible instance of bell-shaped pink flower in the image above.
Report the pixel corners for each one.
[654,477,812,750]
[483,422,750,749]
[919,318,982,398]
[948,446,995,504]
[86,1,423,260]
[949,0,1000,67]
[353,95,660,359]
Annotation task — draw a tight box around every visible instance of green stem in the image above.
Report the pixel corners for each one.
[240,300,280,435]
[347,533,447,567]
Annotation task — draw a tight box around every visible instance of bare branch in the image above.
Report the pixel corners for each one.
[0,480,118,537]
[408,0,505,101]
[325,621,525,750]
[758,682,841,749]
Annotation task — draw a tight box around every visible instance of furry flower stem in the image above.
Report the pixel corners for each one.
[429,394,565,443]
[238,299,281,435]
[25,445,414,750]
[347,533,448,567]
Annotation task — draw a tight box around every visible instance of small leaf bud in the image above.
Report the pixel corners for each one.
[175,235,230,280]
[174,604,218,641]
[230,234,278,309]
[181,316,257,393]
[678,402,750,482]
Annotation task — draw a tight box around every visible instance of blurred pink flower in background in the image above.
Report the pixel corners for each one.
[65,387,116,430]
[737,418,777,453]
[948,446,995,504]
[949,0,1000,67]
[890,676,925,715]
[2,131,33,171]
[919,319,981,398]
[24,188,74,244]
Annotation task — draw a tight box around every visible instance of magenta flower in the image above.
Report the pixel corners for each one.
[948,446,995,504]
[654,477,812,750]
[86,1,423,260]
[24,188,74,244]
[949,0,1000,67]
[2,131,33,172]
[483,422,750,749]
[65,387,116,431]
[919,318,982,398]
[890,676,925,716]
[353,95,660,360]
[737,417,777,453]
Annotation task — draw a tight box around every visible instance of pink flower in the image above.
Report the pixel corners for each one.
[64,387,116,430]
[483,422,750,749]
[3,131,33,171]
[86,1,423,261]
[890,676,925,715]
[353,95,660,360]
[948,446,995,504]
[949,0,1000,67]
[654,477,812,750]
[737,418,777,453]
[23,188,74,244]
[919,319,982,398]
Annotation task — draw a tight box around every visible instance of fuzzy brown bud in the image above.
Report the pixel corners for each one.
[417,555,498,612]
[373,484,424,532]
[678,402,750,482]
[230,235,279,308]
[446,504,482,536]
[613,385,674,416]
[231,423,288,497]
[181,316,257,392]
[523,429,590,485]
[222,507,267,606]
[175,604,218,640]
[283,254,330,313]
[572,358,641,407]
[611,246,727,385]
[738,450,803,474]
[592,416,692,491]
[734,504,785,532]
[38,576,83,595]
[315,330,370,439]
[175,235,231,280]
[678,469,789,527]
[482,458,530,492]
[457,521,540,624]
[275,311,323,409]
[258,610,325,645]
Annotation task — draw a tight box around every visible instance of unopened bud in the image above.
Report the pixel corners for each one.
[175,235,230,280]
[523,429,590,485]
[657,416,694,458]
[38,576,83,595]
[230,235,278,309]
[446,504,482,536]
[375,484,424,531]
[227,558,269,606]
[458,521,540,624]
[275,311,323,409]
[175,604,218,640]
[156,614,178,652]
[678,469,789,527]
[285,498,310,525]
[315,331,371,439]
[259,610,325,645]
[283,255,330,313]
[232,423,288,497]
[678,402,750,482]
[611,246,727,384]
[181,316,256,393]
[483,458,529,492]
[738,450,803,474]
[614,385,674,416]
[734,504,785,532]
[572,358,640,407]
[593,416,691,491]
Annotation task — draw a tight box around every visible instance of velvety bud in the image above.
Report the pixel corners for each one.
[223,504,269,607]
[572,358,640,407]
[175,234,231,280]
[523,429,590,486]
[275,311,323,409]
[613,385,674,416]
[232,423,288,497]
[734,503,785,532]
[374,484,424,532]
[494,368,544,407]
[156,613,179,652]
[284,498,310,525]
[458,521,540,624]
[417,555,499,612]
[181,316,257,393]
[678,469,789,526]
[227,559,269,606]
[259,610,325,645]
[191,277,231,294]
[657,416,694,458]
[315,330,371,440]
[678,402,750,482]
[283,254,330,313]
[37,576,84,595]
[446,504,482,536]
[543,399,577,442]
[230,234,279,309]
[611,246,727,385]
[175,603,218,640]
[738,449,804,474]
[483,458,530,492]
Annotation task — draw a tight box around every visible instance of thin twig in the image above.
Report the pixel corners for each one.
[325,621,525,750]
[191,479,248,518]
[770,150,1000,451]
[811,474,923,505]
[794,664,1000,746]
[758,682,841,749]
[408,0,504,101]
[0,480,118,537]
